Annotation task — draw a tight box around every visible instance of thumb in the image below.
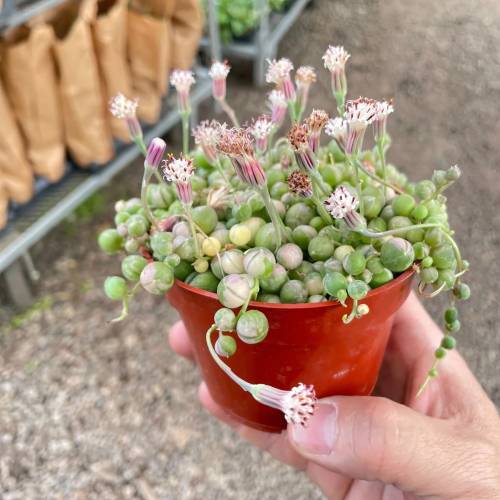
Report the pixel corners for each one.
[288,396,470,496]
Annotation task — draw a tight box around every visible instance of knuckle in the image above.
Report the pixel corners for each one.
[352,398,410,481]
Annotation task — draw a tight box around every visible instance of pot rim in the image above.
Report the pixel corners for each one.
[173,267,416,310]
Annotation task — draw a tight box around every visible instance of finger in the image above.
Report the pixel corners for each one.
[288,396,483,497]
[199,382,353,498]
[168,321,195,361]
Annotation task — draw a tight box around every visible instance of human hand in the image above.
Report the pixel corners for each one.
[169,293,500,499]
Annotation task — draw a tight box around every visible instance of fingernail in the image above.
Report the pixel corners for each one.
[289,402,337,455]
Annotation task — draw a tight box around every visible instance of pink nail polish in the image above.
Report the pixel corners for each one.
[289,402,337,455]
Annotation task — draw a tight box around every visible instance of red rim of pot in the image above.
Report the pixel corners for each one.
[173,267,416,309]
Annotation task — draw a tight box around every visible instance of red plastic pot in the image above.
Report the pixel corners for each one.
[167,269,415,433]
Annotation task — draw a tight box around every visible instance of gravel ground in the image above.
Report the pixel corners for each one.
[1,0,500,498]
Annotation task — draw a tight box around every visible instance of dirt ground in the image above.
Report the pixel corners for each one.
[1,0,499,498]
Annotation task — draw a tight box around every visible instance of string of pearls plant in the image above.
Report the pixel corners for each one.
[100,45,469,423]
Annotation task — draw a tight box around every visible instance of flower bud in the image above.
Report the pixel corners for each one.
[145,138,166,169]
[214,308,237,331]
[446,164,461,182]
[215,334,237,357]
[104,276,128,300]
[217,274,251,308]
[380,237,415,272]
[140,262,174,295]
[432,169,448,188]
[236,310,269,344]
[243,247,276,278]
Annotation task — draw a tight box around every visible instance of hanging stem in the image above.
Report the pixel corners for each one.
[206,326,253,391]
[140,166,158,228]
[258,185,288,249]
[416,358,440,398]
[376,139,388,199]
[219,99,240,127]
[353,158,407,195]
[342,298,358,324]
[110,282,141,323]
[358,223,464,274]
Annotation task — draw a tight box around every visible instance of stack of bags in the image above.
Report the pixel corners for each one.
[0,0,203,230]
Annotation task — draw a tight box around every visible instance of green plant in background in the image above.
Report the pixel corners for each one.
[202,0,290,42]
[102,47,470,424]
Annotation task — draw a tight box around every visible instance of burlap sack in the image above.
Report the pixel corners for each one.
[0,76,34,204]
[52,1,114,166]
[2,25,65,182]
[127,7,170,123]
[93,0,132,142]
[169,0,203,69]
[129,0,175,18]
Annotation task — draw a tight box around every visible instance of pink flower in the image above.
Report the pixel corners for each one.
[295,66,317,110]
[162,154,195,204]
[344,97,378,155]
[372,99,394,141]
[266,58,296,101]
[325,117,348,151]
[305,109,329,153]
[193,120,226,163]
[217,128,266,187]
[288,123,316,171]
[209,61,231,101]
[322,46,350,96]
[109,93,142,140]
[253,383,316,426]
[170,70,196,113]
[324,185,365,230]
[145,138,166,169]
[250,115,274,153]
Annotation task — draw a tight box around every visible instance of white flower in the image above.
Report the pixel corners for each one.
[374,100,394,120]
[162,155,195,184]
[251,116,273,140]
[344,97,378,130]
[322,45,351,73]
[170,70,195,94]
[193,120,226,148]
[253,383,317,426]
[109,93,138,119]
[325,117,347,138]
[282,384,316,426]
[324,186,359,219]
[209,61,230,80]
[266,58,294,85]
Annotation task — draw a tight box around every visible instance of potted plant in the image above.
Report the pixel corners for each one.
[99,47,469,433]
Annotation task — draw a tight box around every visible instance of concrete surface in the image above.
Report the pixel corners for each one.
[1,0,499,498]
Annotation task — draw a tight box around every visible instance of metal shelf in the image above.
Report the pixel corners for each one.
[201,0,311,85]
[0,0,68,29]
[0,74,212,275]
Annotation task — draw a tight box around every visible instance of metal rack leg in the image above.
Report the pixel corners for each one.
[2,258,34,309]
